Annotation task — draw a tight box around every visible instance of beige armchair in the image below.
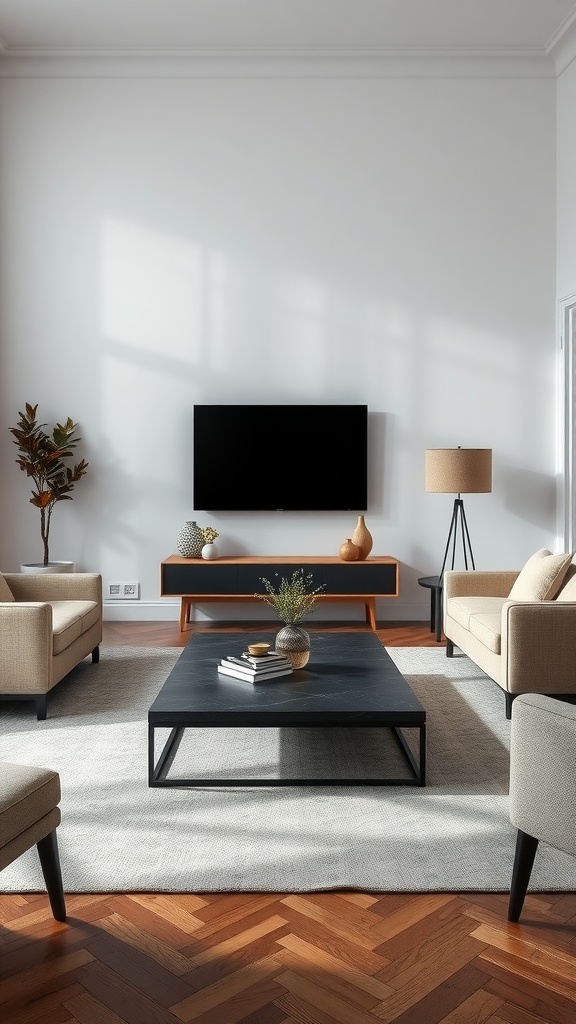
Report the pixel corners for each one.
[0,761,66,920]
[0,572,102,719]
[443,568,576,717]
[508,693,576,921]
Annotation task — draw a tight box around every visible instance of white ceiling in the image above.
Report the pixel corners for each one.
[0,0,575,57]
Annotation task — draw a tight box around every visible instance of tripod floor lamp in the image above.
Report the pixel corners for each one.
[425,447,492,582]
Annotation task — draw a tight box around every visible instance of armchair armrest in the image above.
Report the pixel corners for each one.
[502,601,576,695]
[0,603,53,692]
[510,693,576,856]
[444,570,519,600]
[4,573,102,604]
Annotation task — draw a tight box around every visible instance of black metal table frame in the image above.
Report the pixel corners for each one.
[148,719,426,788]
[418,575,443,643]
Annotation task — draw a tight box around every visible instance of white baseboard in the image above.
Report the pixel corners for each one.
[103,600,431,623]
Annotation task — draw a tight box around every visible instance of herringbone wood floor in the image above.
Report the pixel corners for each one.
[2,620,575,1024]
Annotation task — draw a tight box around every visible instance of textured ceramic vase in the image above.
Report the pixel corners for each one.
[275,624,310,669]
[176,521,204,558]
[201,542,217,560]
[351,514,373,560]
[339,539,359,561]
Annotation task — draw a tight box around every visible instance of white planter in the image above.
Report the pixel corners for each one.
[20,561,75,574]
[201,543,217,560]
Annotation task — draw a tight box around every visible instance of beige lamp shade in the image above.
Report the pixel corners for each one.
[425,448,492,494]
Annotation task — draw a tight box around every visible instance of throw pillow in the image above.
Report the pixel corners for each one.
[508,548,573,601]
[0,572,15,601]
[555,562,576,601]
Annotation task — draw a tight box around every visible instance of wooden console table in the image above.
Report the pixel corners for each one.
[160,555,399,632]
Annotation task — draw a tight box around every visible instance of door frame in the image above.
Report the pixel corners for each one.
[558,291,576,552]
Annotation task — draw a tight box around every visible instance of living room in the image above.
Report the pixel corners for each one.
[2,2,576,1021]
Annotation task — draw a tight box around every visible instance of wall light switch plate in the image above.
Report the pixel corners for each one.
[107,581,140,599]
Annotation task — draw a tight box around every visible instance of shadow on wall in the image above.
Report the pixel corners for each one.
[500,466,557,532]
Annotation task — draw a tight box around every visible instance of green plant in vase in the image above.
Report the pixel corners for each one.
[9,402,89,568]
[256,568,325,668]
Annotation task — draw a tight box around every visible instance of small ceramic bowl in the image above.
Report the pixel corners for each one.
[247,642,270,657]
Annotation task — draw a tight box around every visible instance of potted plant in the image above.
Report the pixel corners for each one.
[201,526,219,560]
[256,568,325,668]
[9,402,89,571]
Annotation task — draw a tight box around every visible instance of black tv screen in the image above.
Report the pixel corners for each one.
[193,404,368,511]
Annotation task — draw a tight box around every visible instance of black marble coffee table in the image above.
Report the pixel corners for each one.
[148,632,426,787]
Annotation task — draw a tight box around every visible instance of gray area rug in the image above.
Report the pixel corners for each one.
[1,643,576,894]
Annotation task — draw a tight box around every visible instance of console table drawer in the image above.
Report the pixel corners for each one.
[321,563,397,595]
[161,562,237,595]
[235,564,324,594]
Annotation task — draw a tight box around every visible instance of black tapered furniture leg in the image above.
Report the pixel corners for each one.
[508,829,539,922]
[505,692,515,720]
[92,645,100,663]
[37,830,67,922]
[1,762,65,924]
[446,639,454,658]
[35,695,48,720]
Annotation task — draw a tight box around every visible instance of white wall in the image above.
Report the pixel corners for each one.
[557,52,576,299]
[0,61,558,622]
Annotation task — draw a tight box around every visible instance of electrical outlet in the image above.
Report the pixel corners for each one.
[107,581,140,600]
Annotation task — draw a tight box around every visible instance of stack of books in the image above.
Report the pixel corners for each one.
[218,650,293,684]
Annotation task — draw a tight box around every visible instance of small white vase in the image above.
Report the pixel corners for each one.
[201,543,217,560]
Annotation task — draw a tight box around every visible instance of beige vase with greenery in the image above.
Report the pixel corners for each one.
[256,568,325,669]
[275,624,311,669]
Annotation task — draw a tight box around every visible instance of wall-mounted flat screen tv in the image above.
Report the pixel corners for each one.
[193,404,368,511]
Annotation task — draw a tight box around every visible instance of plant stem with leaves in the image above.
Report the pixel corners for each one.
[256,569,325,625]
[9,403,89,566]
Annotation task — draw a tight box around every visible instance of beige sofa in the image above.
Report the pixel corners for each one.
[443,557,576,718]
[0,572,102,719]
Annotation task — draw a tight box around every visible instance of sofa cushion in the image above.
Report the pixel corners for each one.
[508,549,573,602]
[446,596,507,631]
[555,563,576,602]
[468,613,502,654]
[0,573,15,602]
[48,600,100,655]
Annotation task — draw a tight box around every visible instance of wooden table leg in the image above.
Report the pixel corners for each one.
[365,598,377,631]
[179,597,193,632]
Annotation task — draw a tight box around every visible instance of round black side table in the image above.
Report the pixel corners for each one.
[418,575,443,642]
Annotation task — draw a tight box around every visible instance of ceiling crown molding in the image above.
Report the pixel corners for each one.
[548,11,576,75]
[0,49,557,80]
[0,42,556,59]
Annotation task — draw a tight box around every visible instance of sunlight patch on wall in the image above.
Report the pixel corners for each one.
[427,317,514,370]
[273,275,327,393]
[205,249,233,375]
[424,316,515,437]
[102,218,202,361]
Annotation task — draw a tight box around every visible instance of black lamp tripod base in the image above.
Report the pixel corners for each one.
[439,497,476,581]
